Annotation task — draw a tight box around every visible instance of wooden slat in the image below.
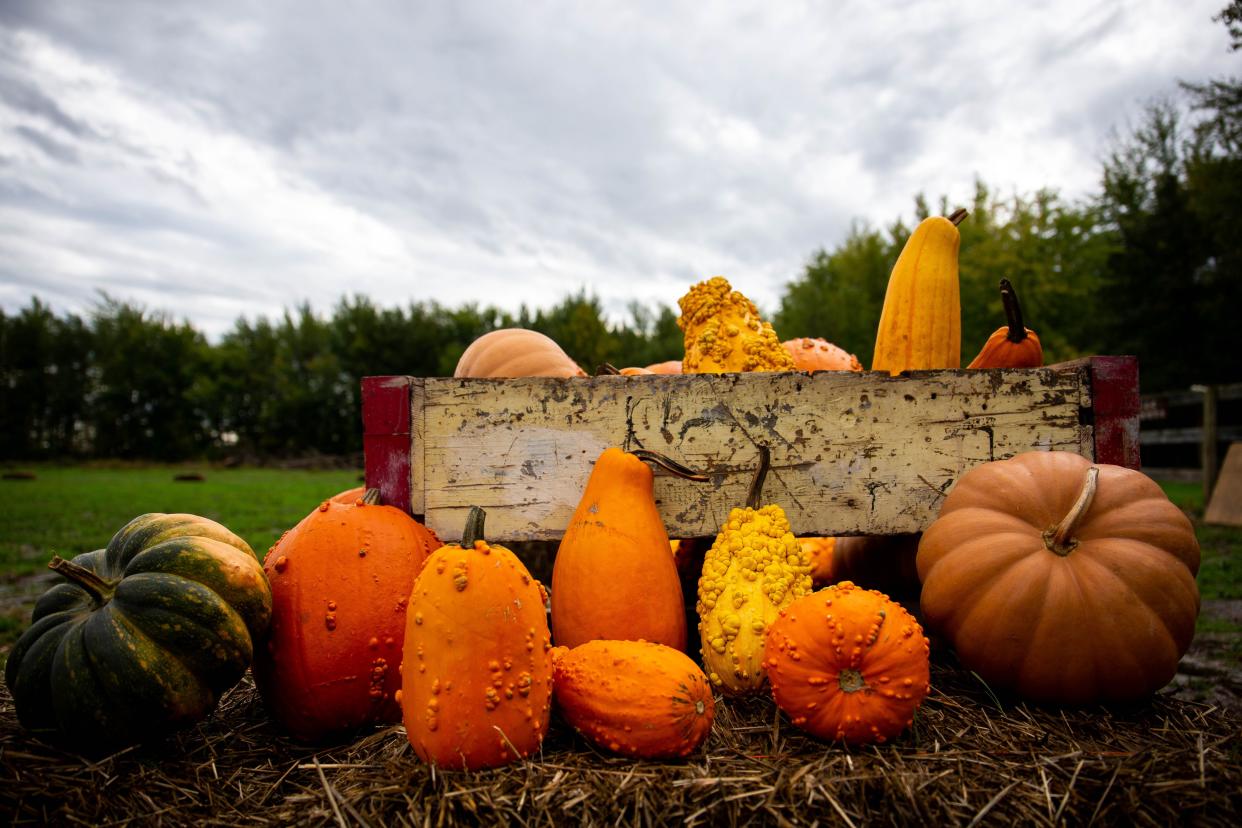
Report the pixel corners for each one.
[414,365,1093,542]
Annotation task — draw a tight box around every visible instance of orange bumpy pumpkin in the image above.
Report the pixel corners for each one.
[552,448,706,650]
[783,338,863,372]
[551,640,715,759]
[967,278,1043,368]
[917,451,1200,705]
[764,582,930,744]
[401,507,554,769]
[454,328,586,378]
[254,489,440,742]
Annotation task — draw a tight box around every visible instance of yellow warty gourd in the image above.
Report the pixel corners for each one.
[696,447,812,693]
[871,210,967,375]
[677,276,795,373]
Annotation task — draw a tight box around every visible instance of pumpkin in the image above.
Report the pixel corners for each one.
[645,360,682,374]
[454,328,587,378]
[678,277,795,373]
[783,337,863,372]
[764,582,930,744]
[552,448,707,650]
[618,366,654,375]
[253,489,440,742]
[831,535,922,601]
[798,537,837,587]
[551,640,715,759]
[967,278,1043,369]
[697,446,814,693]
[917,450,1200,705]
[329,486,366,505]
[872,210,966,374]
[401,507,554,769]
[4,513,271,750]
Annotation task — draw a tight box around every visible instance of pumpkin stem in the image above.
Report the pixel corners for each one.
[361,488,382,506]
[999,279,1028,344]
[746,445,771,510]
[1044,466,1100,556]
[838,668,868,694]
[461,506,486,548]
[595,363,621,376]
[631,449,710,482]
[48,555,115,605]
[947,208,969,226]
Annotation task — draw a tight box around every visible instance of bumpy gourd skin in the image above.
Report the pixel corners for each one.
[697,503,812,693]
[678,277,795,373]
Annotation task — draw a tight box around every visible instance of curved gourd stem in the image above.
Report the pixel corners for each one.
[361,488,382,506]
[462,506,487,547]
[947,208,969,226]
[631,449,710,482]
[595,363,621,376]
[1044,466,1099,556]
[999,279,1029,344]
[48,555,115,605]
[746,445,771,510]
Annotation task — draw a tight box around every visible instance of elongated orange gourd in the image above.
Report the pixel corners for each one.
[401,508,554,770]
[552,448,702,650]
[872,210,967,374]
[551,640,715,759]
[967,278,1043,369]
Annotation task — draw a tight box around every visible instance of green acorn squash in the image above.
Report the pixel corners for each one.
[4,513,272,751]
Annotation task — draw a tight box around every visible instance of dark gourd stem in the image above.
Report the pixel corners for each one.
[631,449,710,482]
[595,363,621,376]
[1045,466,1099,556]
[48,555,115,605]
[746,445,771,510]
[999,279,1028,344]
[947,208,969,226]
[362,488,382,506]
[462,506,486,547]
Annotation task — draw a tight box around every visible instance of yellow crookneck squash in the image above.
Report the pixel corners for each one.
[697,446,813,694]
[551,447,707,651]
[967,278,1043,369]
[678,276,795,373]
[872,209,967,375]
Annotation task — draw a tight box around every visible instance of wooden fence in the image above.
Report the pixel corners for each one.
[1140,382,1242,500]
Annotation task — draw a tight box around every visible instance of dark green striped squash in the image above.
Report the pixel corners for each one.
[4,513,272,751]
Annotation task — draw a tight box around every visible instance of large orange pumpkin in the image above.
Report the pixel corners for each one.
[454,329,586,378]
[254,490,440,741]
[917,451,1200,705]
[764,582,930,744]
[551,640,715,759]
[401,507,554,769]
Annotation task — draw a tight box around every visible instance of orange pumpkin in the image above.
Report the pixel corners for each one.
[618,366,654,375]
[966,279,1043,369]
[552,449,704,650]
[798,537,837,586]
[454,329,586,378]
[254,489,440,742]
[401,507,554,769]
[917,451,1200,705]
[783,338,863,372]
[645,360,682,374]
[551,640,714,759]
[764,582,930,744]
[329,486,366,505]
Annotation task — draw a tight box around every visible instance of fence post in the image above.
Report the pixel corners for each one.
[1193,384,1219,503]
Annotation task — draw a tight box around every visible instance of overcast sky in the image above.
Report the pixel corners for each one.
[0,1,1236,339]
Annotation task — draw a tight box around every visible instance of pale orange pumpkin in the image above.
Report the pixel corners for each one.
[454,329,586,378]
[917,450,1200,705]
[645,360,682,374]
[783,338,863,372]
[764,582,930,744]
[551,640,714,759]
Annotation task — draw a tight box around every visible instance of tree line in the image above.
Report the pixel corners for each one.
[3,10,1239,461]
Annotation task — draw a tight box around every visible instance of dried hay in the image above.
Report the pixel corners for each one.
[2,657,1239,826]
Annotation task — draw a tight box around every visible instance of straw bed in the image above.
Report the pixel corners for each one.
[2,657,1238,826]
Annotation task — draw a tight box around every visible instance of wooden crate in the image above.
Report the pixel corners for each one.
[362,356,1138,542]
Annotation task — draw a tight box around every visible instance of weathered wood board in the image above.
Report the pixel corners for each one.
[364,357,1139,542]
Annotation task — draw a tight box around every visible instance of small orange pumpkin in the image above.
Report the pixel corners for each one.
[798,537,837,587]
[254,489,440,742]
[645,360,682,374]
[454,329,586,378]
[966,279,1043,369]
[401,507,554,769]
[551,640,715,759]
[783,338,863,372]
[917,451,1199,705]
[764,582,930,745]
